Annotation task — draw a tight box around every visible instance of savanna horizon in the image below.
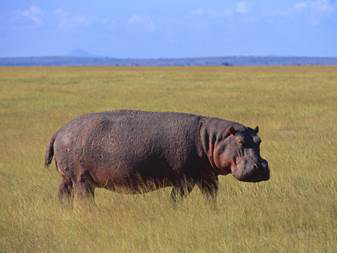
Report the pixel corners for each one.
[0,66,336,253]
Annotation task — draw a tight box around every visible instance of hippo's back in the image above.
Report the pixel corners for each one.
[53,110,203,178]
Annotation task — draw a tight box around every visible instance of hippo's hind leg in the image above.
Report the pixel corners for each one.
[55,160,74,207]
[58,176,73,208]
[74,171,96,207]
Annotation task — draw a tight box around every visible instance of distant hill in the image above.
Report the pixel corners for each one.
[0,56,337,66]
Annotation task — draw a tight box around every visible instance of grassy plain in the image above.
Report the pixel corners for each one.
[0,66,336,253]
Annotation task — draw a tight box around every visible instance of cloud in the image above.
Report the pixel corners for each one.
[54,9,91,27]
[17,5,45,26]
[128,15,155,31]
[13,6,114,30]
[189,3,250,18]
[292,0,337,15]
[236,2,250,14]
[189,8,220,17]
[189,8,234,18]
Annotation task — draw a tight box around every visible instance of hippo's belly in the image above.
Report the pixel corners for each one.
[83,152,178,193]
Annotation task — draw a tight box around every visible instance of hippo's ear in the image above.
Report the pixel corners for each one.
[226,126,236,137]
[254,126,259,134]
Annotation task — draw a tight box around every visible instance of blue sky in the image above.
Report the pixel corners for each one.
[1,0,336,57]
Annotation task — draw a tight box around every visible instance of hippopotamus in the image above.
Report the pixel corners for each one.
[44,110,270,206]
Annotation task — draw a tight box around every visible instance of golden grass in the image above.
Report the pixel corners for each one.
[0,66,336,253]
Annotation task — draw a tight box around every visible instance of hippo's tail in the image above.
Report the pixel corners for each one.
[44,132,57,168]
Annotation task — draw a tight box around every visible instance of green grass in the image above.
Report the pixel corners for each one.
[0,66,336,253]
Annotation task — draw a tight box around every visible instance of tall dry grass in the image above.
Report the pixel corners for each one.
[0,66,336,252]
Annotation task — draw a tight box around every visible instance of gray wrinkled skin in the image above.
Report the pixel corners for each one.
[45,110,270,206]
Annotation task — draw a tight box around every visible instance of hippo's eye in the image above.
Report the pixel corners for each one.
[253,136,261,145]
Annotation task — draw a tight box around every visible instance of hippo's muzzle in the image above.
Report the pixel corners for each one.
[259,159,270,180]
[233,157,270,183]
[253,158,270,182]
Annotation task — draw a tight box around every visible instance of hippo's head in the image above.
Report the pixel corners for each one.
[212,126,270,182]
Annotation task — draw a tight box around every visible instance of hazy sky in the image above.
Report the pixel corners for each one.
[1,0,336,57]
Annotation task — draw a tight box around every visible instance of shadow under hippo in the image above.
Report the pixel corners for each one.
[45,110,270,207]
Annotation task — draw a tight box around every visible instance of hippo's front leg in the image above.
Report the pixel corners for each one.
[197,176,219,208]
[170,180,195,205]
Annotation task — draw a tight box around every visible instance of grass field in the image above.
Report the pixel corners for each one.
[0,66,336,253]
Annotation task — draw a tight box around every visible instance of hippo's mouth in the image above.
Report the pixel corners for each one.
[237,170,270,182]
